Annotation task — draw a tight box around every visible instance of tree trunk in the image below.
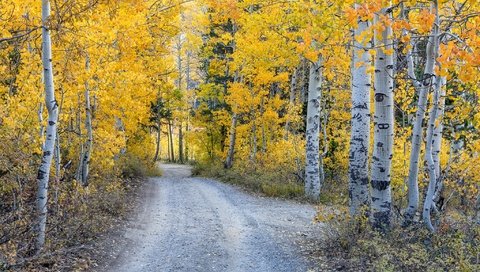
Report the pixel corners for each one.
[432,76,446,203]
[423,74,440,231]
[404,2,439,225]
[153,116,161,162]
[179,122,184,163]
[168,120,175,162]
[348,8,371,217]
[284,68,297,139]
[53,131,61,212]
[423,3,441,229]
[371,8,394,229]
[304,57,322,201]
[36,0,59,251]
[80,55,93,186]
[251,121,257,160]
[224,113,237,169]
[185,118,189,162]
[38,103,45,150]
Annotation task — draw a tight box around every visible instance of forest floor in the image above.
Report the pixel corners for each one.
[95,163,324,272]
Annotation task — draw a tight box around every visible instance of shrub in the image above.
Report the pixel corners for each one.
[118,153,162,178]
[316,205,480,271]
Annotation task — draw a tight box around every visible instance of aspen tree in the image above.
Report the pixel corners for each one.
[36,0,58,250]
[79,54,93,186]
[404,1,439,224]
[423,0,441,231]
[304,57,322,200]
[370,6,395,229]
[348,4,371,216]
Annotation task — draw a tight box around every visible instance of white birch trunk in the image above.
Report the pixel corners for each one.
[38,103,45,150]
[53,131,60,211]
[179,122,184,163]
[80,55,93,186]
[304,57,322,200]
[371,9,394,229]
[423,2,440,230]
[432,76,446,202]
[168,120,175,162]
[404,1,439,224]
[348,9,372,216]
[36,0,58,251]
[423,74,440,231]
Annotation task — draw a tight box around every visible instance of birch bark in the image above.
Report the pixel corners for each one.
[304,57,322,200]
[423,75,440,231]
[36,0,59,250]
[404,1,439,224]
[80,55,93,186]
[432,76,446,204]
[371,8,395,229]
[348,8,371,216]
[423,2,441,230]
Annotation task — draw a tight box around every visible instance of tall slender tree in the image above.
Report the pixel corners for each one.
[304,57,322,200]
[370,7,394,229]
[36,0,59,251]
[422,0,441,231]
[404,2,439,224]
[348,4,372,216]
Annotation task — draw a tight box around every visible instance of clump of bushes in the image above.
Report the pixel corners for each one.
[118,153,162,178]
[192,160,304,199]
[317,206,480,271]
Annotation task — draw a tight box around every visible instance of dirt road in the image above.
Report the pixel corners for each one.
[104,164,321,272]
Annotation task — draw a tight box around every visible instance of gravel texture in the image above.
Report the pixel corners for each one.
[104,164,322,272]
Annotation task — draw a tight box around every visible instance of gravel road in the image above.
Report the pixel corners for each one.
[105,164,322,272]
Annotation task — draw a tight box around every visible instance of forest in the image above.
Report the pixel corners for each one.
[0,0,479,271]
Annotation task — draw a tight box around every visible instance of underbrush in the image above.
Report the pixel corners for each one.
[316,205,480,271]
[118,153,163,178]
[0,153,157,271]
[192,160,304,199]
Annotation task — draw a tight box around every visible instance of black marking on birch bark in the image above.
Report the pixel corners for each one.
[372,156,380,161]
[43,151,51,156]
[371,179,389,190]
[379,167,385,173]
[48,121,55,126]
[360,177,369,185]
[377,142,384,148]
[375,93,386,102]
[378,123,390,129]
[353,103,368,109]
[37,169,46,180]
[386,65,394,70]
[352,136,363,142]
[380,202,391,209]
